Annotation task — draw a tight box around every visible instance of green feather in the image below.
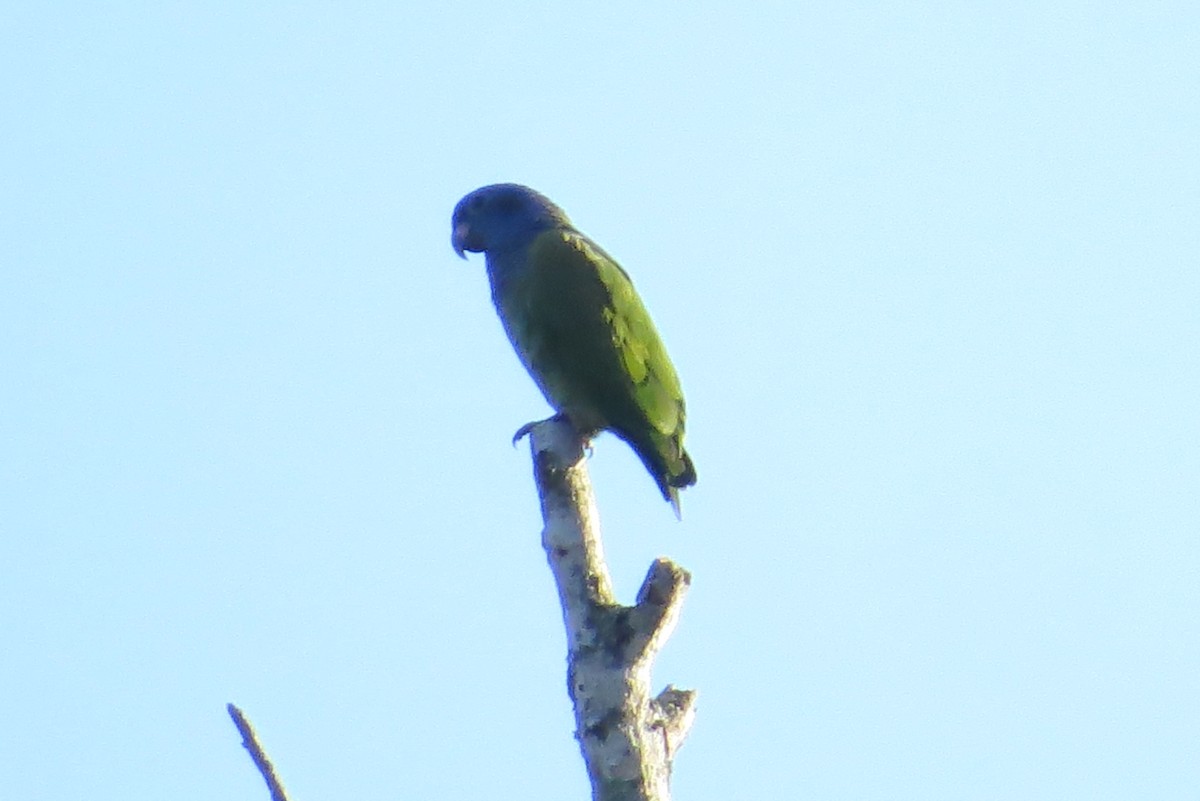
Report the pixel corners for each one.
[497,229,695,513]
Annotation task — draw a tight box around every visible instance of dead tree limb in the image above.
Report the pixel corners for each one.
[227,703,291,801]
[526,418,697,801]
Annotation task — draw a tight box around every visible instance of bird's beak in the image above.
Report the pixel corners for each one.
[451,221,471,259]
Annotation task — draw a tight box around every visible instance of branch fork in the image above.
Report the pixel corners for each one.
[527,417,697,801]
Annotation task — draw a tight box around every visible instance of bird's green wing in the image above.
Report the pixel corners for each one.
[500,228,692,497]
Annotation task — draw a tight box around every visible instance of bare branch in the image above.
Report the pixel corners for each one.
[527,417,696,801]
[227,703,292,801]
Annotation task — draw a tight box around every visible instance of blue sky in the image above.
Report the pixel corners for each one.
[2,3,1197,799]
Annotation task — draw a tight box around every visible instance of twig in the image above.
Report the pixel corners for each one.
[227,703,292,801]
[527,417,697,801]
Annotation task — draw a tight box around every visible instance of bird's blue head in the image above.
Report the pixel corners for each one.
[451,183,572,259]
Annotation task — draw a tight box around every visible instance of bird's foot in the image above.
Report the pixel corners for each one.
[512,414,573,446]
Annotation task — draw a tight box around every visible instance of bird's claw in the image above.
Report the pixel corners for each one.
[512,420,538,446]
[512,414,575,447]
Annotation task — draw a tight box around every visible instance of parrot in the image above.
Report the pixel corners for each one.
[451,183,696,517]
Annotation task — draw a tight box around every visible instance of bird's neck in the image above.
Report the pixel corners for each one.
[485,246,530,304]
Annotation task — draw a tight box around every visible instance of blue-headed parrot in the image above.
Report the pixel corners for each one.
[451,184,696,517]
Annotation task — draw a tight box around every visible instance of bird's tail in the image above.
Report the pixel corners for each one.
[619,427,696,518]
[667,486,683,520]
[664,449,696,519]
